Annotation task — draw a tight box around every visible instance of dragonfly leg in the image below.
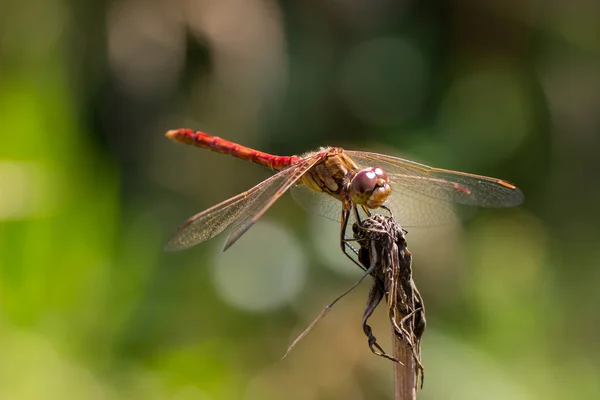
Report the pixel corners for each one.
[355,206,364,226]
[342,205,388,260]
[341,205,370,243]
[357,205,392,235]
[339,206,367,271]
[380,204,394,217]
[377,204,409,235]
[358,204,373,222]
[376,204,408,235]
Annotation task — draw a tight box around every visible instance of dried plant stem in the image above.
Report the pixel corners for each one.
[284,214,424,400]
[393,328,416,400]
[352,214,425,399]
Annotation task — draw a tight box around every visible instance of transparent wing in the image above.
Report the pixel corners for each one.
[290,182,459,227]
[290,184,342,222]
[165,157,320,251]
[346,150,524,208]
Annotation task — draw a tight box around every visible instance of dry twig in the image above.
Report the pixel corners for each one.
[353,214,426,398]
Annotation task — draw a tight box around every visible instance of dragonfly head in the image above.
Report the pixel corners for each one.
[349,166,391,208]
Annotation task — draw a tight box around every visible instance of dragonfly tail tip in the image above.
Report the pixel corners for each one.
[165,129,179,141]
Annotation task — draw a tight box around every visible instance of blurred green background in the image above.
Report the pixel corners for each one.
[1,1,599,399]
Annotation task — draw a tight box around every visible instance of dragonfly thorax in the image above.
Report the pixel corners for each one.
[300,148,357,198]
[348,166,391,208]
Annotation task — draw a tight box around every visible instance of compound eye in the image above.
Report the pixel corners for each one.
[351,169,378,195]
[372,166,388,182]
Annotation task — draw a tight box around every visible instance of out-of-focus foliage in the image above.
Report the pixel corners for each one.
[1,1,599,399]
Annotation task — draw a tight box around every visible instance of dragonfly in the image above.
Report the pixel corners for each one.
[164,128,523,260]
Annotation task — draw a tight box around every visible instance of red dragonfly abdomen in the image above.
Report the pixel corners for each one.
[166,129,299,171]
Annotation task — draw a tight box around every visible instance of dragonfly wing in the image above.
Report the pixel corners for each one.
[291,177,461,227]
[289,158,461,227]
[165,157,319,251]
[290,184,343,223]
[383,185,460,226]
[223,156,321,250]
[347,151,524,207]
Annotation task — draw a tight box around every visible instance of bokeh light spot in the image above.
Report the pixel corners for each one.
[309,214,363,278]
[212,220,306,312]
[0,161,59,220]
[436,66,532,167]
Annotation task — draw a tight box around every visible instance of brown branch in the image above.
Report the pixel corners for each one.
[352,214,425,399]
[393,327,416,400]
